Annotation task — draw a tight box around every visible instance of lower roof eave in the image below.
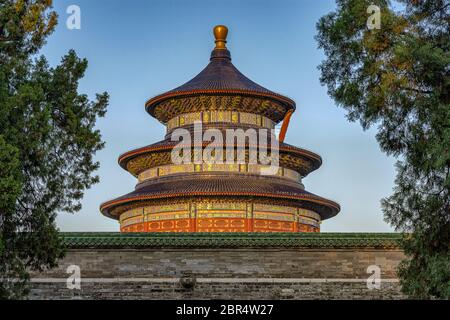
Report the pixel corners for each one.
[100,191,340,221]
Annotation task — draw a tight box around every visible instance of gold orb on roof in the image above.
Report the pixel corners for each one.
[213,25,228,49]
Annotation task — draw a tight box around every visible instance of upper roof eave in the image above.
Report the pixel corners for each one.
[145,89,296,121]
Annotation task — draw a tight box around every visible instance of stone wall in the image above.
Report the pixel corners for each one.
[29,234,407,299]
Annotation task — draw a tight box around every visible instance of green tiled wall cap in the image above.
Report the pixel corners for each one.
[60,232,402,249]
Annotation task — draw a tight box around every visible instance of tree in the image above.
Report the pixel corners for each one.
[316,0,449,298]
[0,0,108,299]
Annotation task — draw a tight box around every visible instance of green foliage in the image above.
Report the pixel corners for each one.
[316,0,449,298]
[0,0,108,299]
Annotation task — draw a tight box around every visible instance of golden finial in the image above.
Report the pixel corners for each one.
[213,25,228,50]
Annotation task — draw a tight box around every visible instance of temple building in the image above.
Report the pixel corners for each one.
[29,26,404,302]
[100,25,340,233]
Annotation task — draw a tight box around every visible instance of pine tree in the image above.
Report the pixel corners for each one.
[0,0,108,299]
[316,0,449,298]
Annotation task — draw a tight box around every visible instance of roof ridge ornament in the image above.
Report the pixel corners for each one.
[210,25,231,60]
[213,25,228,49]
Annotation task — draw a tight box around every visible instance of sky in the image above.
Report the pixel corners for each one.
[41,0,397,232]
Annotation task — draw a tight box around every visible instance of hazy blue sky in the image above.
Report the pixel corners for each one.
[41,0,397,232]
